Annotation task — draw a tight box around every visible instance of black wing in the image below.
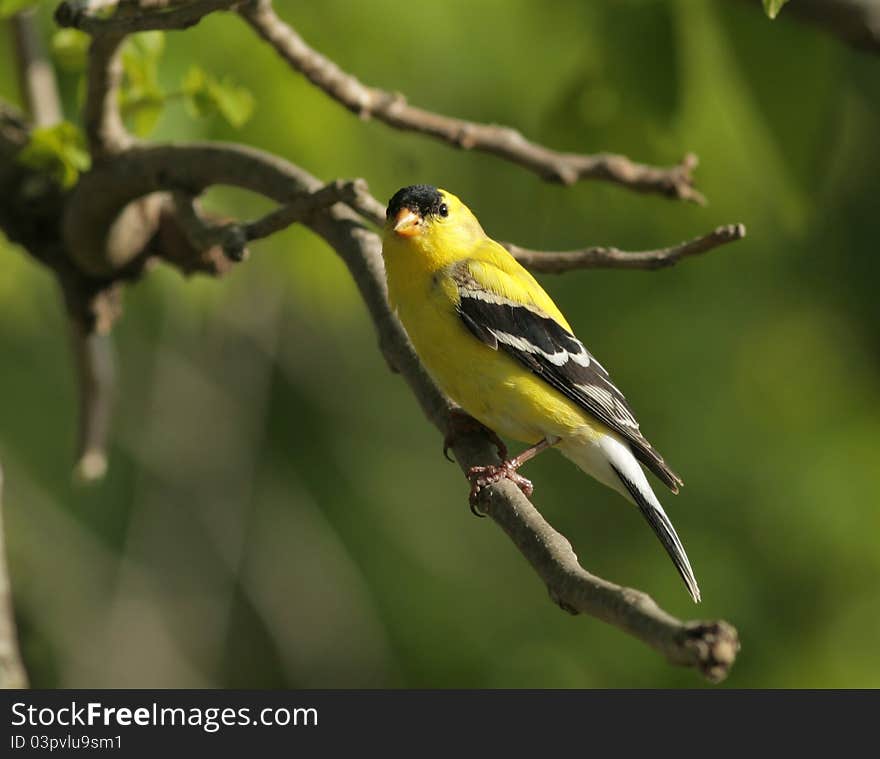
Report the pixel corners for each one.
[455,284,683,492]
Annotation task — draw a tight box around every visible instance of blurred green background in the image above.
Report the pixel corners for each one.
[1,0,879,688]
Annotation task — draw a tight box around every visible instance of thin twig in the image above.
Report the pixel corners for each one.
[13,10,63,128]
[169,178,377,262]
[505,224,747,273]
[82,31,130,158]
[335,180,387,228]
[244,178,386,238]
[0,462,29,688]
[238,0,705,203]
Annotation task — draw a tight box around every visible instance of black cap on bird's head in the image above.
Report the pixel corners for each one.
[387,184,444,219]
[387,184,447,237]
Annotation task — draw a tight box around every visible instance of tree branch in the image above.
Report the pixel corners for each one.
[0,102,32,196]
[50,1,134,157]
[0,462,29,688]
[0,102,29,153]
[60,141,362,274]
[59,0,707,202]
[238,0,705,203]
[57,0,707,200]
[83,31,130,158]
[8,14,126,481]
[13,9,63,128]
[505,223,747,273]
[54,0,239,34]
[69,323,116,482]
[244,178,382,238]
[457,438,739,682]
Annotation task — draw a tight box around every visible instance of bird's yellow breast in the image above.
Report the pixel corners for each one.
[385,250,595,445]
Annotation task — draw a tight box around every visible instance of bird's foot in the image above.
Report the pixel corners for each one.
[443,409,508,462]
[467,461,533,516]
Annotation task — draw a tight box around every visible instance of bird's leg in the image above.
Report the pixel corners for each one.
[443,408,508,462]
[467,436,559,515]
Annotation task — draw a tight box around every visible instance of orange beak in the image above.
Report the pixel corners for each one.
[393,207,421,237]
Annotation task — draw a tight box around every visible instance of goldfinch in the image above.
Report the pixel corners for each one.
[382,185,701,603]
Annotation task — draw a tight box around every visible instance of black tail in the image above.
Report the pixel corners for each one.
[630,435,684,494]
[612,465,701,603]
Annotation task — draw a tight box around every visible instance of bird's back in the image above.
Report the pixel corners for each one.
[464,238,574,332]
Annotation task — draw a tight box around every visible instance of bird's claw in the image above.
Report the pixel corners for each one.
[467,461,534,516]
[442,439,455,463]
[443,410,508,462]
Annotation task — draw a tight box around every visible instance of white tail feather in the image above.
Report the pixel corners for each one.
[560,432,701,603]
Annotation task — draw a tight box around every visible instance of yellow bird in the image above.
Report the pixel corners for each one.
[382,185,700,603]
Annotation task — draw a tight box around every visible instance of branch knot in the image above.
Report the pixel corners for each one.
[681,621,740,683]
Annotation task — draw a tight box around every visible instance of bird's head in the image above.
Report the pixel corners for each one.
[383,185,484,267]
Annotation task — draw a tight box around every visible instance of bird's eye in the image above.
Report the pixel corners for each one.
[438,203,449,218]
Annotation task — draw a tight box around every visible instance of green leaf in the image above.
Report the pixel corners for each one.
[17,121,90,189]
[131,101,164,138]
[119,78,166,137]
[119,32,167,136]
[51,29,90,73]
[122,91,165,137]
[0,0,39,18]
[182,65,208,96]
[181,65,211,117]
[180,66,254,128]
[121,31,165,90]
[207,78,255,128]
[183,89,217,121]
[128,30,165,61]
[762,0,789,19]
